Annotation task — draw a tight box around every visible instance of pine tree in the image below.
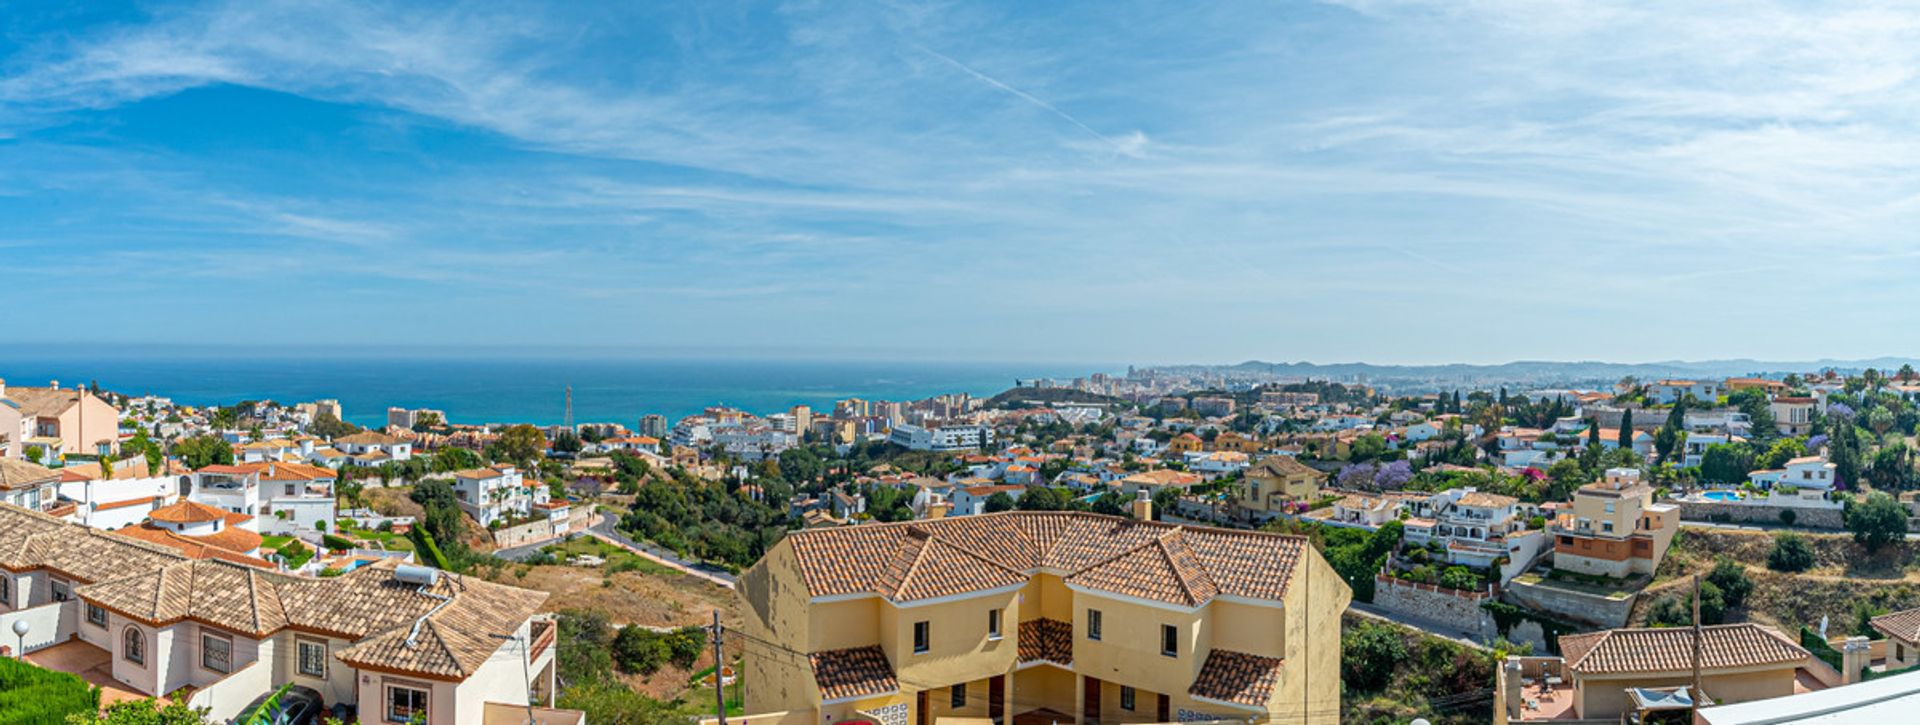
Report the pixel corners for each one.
[1619,409,1634,449]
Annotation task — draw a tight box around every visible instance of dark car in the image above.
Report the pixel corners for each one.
[233,685,325,725]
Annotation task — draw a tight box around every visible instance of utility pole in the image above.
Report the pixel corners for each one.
[712,610,728,725]
[1690,573,1703,719]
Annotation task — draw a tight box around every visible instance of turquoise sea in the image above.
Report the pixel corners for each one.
[0,351,1106,428]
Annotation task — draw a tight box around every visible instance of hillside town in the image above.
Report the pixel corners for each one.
[9,366,1920,723]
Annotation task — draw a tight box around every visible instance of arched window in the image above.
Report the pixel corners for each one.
[122,626,145,666]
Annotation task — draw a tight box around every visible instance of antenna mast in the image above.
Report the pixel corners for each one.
[564,384,574,430]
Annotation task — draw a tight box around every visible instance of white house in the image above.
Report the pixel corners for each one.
[0,503,579,725]
[948,483,1025,516]
[53,457,179,531]
[1649,379,1721,405]
[330,430,412,464]
[450,466,549,528]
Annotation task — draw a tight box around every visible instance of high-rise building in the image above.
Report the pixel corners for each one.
[790,405,812,433]
[638,414,668,438]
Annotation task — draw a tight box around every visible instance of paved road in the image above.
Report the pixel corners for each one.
[586,518,738,588]
[1347,602,1490,651]
[490,517,737,587]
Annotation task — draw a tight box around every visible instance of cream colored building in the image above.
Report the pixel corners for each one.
[1550,468,1678,579]
[1237,456,1321,517]
[736,507,1350,725]
[1556,624,1807,720]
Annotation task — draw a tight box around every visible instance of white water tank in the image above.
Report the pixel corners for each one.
[394,564,440,587]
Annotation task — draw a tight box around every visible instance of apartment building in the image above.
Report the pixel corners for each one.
[1550,468,1679,578]
[888,423,994,452]
[736,508,1352,725]
[0,503,578,724]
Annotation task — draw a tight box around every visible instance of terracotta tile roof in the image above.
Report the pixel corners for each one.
[1558,624,1808,675]
[3,387,87,417]
[334,431,402,446]
[1456,492,1518,509]
[781,512,1306,607]
[0,504,546,681]
[148,500,234,524]
[1870,608,1920,643]
[241,461,335,481]
[1188,649,1284,706]
[109,526,275,568]
[809,646,898,702]
[1065,530,1219,607]
[93,497,160,512]
[116,521,262,556]
[0,458,60,491]
[1018,618,1073,665]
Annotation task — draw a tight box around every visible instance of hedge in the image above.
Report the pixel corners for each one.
[0,653,101,724]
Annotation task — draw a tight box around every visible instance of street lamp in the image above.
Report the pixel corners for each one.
[12,619,30,659]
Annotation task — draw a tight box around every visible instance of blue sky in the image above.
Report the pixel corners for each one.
[3,1,1919,365]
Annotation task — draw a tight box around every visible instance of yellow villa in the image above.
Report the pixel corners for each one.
[735,505,1350,725]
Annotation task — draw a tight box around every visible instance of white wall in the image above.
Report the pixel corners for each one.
[0,601,67,655]
[454,619,534,721]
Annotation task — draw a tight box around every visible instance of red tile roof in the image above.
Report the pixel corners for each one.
[1559,623,1808,675]
[1189,649,1285,706]
[781,511,1306,607]
[809,645,898,701]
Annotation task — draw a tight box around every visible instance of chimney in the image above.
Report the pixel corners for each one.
[0,377,7,399]
[927,494,951,520]
[1132,489,1154,521]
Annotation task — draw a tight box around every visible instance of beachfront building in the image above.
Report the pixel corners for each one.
[1550,468,1679,578]
[0,503,577,724]
[887,422,994,452]
[735,507,1351,725]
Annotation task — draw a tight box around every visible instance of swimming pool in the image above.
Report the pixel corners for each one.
[1703,490,1741,502]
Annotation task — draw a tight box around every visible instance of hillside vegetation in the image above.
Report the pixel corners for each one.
[1645,527,1920,631]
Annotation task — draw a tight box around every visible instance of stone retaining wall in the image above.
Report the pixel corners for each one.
[1371,574,1497,642]
[1676,500,1845,529]
[1502,576,1635,628]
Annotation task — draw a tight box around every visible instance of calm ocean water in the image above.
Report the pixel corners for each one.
[0,354,1104,428]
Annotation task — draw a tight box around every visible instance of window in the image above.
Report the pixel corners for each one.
[913,621,930,654]
[202,632,232,674]
[1160,625,1178,657]
[87,604,107,627]
[386,684,429,723]
[1120,686,1136,711]
[298,639,328,678]
[51,578,71,602]
[987,609,1002,639]
[122,627,145,666]
[1601,521,1614,533]
[1603,502,1614,514]
[0,575,10,605]
[950,683,967,709]
[1087,609,1102,641]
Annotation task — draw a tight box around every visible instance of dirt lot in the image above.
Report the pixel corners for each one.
[480,555,739,700]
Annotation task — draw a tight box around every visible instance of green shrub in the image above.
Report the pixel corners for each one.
[1767,532,1816,573]
[0,654,101,724]
[1341,621,1407,693]
[1706,557,1753,610]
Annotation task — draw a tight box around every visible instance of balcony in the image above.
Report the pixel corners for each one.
[529,618,556,662]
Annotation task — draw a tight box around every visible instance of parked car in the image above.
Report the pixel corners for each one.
[234,685,325,725]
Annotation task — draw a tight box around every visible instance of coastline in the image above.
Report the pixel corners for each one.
[0,354,1109,427]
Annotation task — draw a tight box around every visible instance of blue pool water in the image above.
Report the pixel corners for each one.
[1703,491,1741,502]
